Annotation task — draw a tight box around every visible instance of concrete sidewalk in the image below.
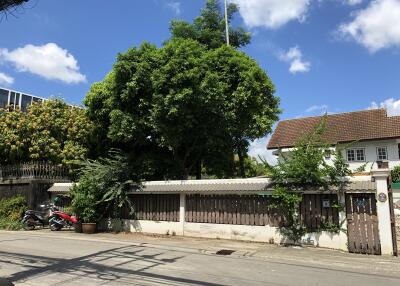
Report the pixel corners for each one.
[1,230,400,285]
[10,229,400,274]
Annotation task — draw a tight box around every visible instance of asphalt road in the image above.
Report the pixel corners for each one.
[0,231,400,286]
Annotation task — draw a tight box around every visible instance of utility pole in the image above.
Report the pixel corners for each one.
[224,0,230,46]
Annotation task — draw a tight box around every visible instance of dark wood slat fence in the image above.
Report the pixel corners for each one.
[185,194,284,227]
[346,193,381,255]
[122,194,180,222]
[300,194,340,231]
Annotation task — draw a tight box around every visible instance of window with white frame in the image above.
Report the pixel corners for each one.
[346,148,365,162]
[376,147,388,160]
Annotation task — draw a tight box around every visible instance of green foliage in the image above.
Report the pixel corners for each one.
[272,117,351,190]
[243,157,270,177]
[84,0,279,179]
[271,187,302,223]
[85,39,279,179]
[169,0,251,49]
[0,218,24,231]
[71,150,141,223]
[268,119,351,243]
[391,166,400,183]
[319,221,341,234]
[0,99,94,168]
[0,196,27,230]
[270,187,305,243]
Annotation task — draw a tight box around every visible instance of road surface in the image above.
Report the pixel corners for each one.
[0,231,400,286]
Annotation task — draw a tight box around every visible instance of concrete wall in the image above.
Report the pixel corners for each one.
[0,180,52,209]
[101,216,348,252]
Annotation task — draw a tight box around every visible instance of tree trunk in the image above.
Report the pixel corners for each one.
[195,160,202,180]
[238,148,246,178]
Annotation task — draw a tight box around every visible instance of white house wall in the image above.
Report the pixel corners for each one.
[277,139,400,172]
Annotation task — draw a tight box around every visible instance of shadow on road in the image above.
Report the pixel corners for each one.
[0,245,223,285]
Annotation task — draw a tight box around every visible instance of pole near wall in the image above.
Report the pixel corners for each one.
[224,0,230,46]
[179,193,186,236]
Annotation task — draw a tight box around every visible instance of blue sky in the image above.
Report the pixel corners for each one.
[1,0,400,160]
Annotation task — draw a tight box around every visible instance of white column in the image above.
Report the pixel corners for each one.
[179,193,186,236]
[372,169,394,255]
[338,193,348,246]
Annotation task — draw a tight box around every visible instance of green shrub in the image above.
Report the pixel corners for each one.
[391,166,400,183]
[0,196,27,221]
[0,218,24,230]
[0,196,27,230]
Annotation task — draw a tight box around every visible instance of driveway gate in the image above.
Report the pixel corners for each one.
[346,193,381,255]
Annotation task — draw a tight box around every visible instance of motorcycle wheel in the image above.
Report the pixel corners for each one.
[50,223,62,231]
[23,219,36,231]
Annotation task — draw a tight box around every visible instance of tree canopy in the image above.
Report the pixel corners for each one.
[0,100,94,167]
[86,39,279,179]
[85,0,280,179]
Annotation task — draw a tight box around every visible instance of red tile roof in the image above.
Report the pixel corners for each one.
[267,109,400,149]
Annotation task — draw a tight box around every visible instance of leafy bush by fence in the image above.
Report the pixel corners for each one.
[0,196,27,230]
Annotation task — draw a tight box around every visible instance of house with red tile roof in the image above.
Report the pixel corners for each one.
[267,108,400,171]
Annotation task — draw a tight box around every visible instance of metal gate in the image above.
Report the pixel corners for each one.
[346,193,381,255]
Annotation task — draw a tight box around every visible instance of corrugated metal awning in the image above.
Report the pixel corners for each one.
[47,178,376,194]
[48,183,74,193]
[138,178,272,193]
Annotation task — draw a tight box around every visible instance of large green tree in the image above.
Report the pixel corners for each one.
[0,100,94,167]
[85,0,280,179]
[202,46,279,177]
[86,39,279,179]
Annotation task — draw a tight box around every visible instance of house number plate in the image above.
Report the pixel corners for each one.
[378,192,387,203]
[322,200,330,208]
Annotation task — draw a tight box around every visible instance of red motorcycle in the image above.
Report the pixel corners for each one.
[49,209,78,231]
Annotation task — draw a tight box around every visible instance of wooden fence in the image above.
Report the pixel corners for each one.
[185,194,285,227]
[122,194,180,222]
[0,162,70,181]
[300,194,340,231]
[51,192,340,231]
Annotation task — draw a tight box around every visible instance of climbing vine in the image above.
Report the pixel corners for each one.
[267,116,351,244]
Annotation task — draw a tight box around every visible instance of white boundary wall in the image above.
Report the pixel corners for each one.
[103,218,349,251]
[51,175,395,254]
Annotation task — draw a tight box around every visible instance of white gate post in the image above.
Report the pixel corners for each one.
[372,169,394,255]
[179,193,186,236]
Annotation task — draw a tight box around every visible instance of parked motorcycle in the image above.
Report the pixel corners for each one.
[22,203,56,230]
[49,209,78,231]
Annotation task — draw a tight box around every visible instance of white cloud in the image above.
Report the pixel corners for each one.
[0,72,14,86]
[0,43,86,84]
[248,135,277,165]
[280,46,311,74]
[166,1,181,15]
[368,98,400,116]
[306,104,328,113]
[232,0,311,29]
[344,0,363,5]
[338,0,400,52]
